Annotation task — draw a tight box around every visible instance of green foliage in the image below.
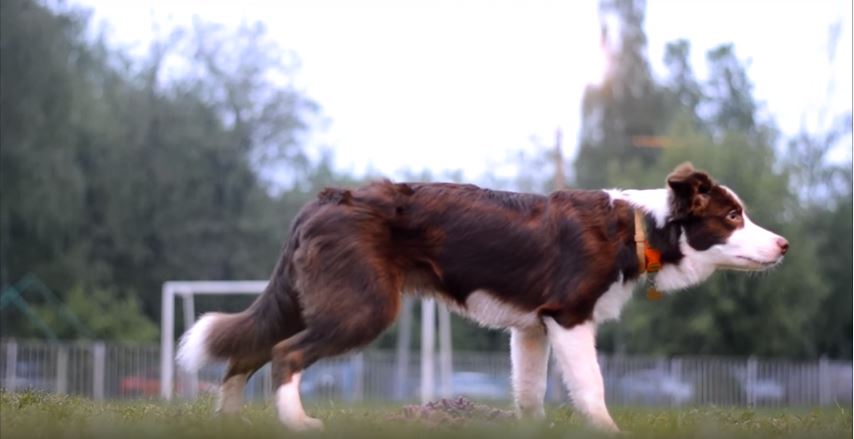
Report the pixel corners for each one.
[574,0,670,189]
[604,125,829,356]
[578,0,851,358]
[0,0,849,359]
[0,0,352,338]
[809,197,853,358]
[30,286,158,342]
[1,391,851,439]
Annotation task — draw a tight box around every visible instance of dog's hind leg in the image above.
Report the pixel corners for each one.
[216,353,270,415]
[511,325,550,419]
[270,283,400,431]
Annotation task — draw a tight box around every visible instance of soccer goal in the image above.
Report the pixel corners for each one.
[160,281,453,401]
[159,281,268,400]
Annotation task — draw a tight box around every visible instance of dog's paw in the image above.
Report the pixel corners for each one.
[587,417,621,435]
[290,416,324,432]
[514,404,546,420]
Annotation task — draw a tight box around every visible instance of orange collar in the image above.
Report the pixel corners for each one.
[634,210,662,273]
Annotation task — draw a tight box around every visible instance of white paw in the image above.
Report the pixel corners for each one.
[287,415,325,432]
[515,404,546,420]
[587,416,621,434]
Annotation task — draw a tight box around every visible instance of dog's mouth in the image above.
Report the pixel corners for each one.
[731,255,783,271]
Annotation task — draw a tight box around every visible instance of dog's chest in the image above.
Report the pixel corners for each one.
[440,290,540,329]
[425,281,635,329]
[592,280,637,323]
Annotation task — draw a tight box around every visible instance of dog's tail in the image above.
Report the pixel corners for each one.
[176,209,313,373]
[176,277,304,373]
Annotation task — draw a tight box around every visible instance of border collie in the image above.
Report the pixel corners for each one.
[177,162,788,432]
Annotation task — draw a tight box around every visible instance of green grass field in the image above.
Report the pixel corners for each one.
[1,391,850,439]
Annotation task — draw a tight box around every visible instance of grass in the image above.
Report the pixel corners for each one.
[1,391,851,439]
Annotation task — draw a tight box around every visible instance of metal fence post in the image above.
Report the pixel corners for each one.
[181,293,198,399]
[5,339,17,391]
[420,298,436,403]
[438,305,453,398]
[56,345,68,395]
[160,285,175,400]
[818,356,830,406]
[352,352,365,401]
[92,342,106,400]
[670,357,682,407]
[394,296,413,400]
[746,356,757,407]
[263,364,273,400]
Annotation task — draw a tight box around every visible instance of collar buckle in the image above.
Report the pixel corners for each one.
[634,210,664,300]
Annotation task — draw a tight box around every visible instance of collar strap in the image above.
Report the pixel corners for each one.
[634,210,662,273]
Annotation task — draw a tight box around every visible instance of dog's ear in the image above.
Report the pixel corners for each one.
[667,162,713,219]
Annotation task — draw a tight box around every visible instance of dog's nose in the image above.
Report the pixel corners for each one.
[777,237,789,255]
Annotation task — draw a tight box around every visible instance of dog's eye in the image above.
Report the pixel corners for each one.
[727,210,741,221]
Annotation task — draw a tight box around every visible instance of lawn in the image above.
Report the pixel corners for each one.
[0,391,850,439]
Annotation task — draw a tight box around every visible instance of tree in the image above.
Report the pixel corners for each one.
[0,0,90,290]
[598,44,835,358]
[606,120,829,357]
[574,0,670,189]
[663,39,704,132]
[0,0,324,339]
[566,0,850,358]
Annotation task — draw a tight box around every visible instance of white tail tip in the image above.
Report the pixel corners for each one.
[176,313,220,372]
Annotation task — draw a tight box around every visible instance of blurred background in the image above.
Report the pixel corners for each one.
[0,0,851,406]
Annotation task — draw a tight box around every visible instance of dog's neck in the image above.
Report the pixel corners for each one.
[606,188,670,228]
[608,188,718,292]
[653,234,718,291]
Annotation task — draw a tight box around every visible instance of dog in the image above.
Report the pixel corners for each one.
[176,162,788,432]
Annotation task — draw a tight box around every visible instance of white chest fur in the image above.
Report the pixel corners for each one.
[441,290,540,329]
[592,278,636,323]
[430,281,635,330]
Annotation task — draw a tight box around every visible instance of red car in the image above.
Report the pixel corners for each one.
[120,369,216,397]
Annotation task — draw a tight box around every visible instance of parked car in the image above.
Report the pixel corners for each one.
[450,371,508,400]
[120,369,217,397]
[616,369,693,405]
[301,362,358,400]
[2,361,55,392]
[732,368,784,402]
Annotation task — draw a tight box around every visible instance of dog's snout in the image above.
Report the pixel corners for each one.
[776,237,789,255]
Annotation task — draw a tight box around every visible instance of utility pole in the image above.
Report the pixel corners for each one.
[553,127,566,191]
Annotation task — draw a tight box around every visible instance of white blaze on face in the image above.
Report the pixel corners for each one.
[716,187,787,270]
[718,213,787,269]
[656,186,788,292]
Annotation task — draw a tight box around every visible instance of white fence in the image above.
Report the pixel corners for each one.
[1,339,850,407]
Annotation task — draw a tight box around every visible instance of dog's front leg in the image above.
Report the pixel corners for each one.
[510,325,550,419]
[543,317,619,432]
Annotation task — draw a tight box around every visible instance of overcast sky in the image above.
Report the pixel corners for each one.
[73,0,852,183]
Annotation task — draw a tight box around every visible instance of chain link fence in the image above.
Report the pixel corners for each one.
[1,339,850,407]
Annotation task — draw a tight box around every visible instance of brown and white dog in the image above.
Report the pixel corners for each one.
[177,162,788,432]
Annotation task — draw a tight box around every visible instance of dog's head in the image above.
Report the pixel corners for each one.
[664,162,788,273]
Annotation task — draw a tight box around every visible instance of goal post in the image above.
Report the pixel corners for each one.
[160,281,268,400]
[159,280,453,401]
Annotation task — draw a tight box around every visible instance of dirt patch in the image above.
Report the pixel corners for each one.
[387,396,515,426]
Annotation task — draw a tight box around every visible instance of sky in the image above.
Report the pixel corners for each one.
[72,0,852,183]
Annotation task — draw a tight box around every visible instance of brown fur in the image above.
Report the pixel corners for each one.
[204,164,745,389]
